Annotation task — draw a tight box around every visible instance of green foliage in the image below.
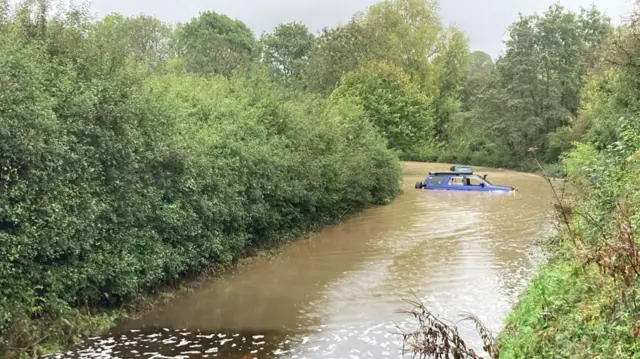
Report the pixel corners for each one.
[300,22,365,95]
[1,0,637,356]
[498,118,640,357]
[460,51,494,112]
[498,6,640,354]
[358,0,444,91]
[259,21,315,84]
[0,3,401,357]
[172,11,257,77]
[304,0,469,110]
[447,3,612,169]
[94,13,173,69]
[330,61,435,156]
[499,260,640,358]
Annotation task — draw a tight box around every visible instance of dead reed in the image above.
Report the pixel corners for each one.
[396,298,499,359]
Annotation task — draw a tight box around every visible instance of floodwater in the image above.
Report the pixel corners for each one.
[49,162,556,359]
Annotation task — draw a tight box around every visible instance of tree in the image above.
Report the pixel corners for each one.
[304,0,453,96]
[172,11,257,77]
[303,22,371,95]
[358,0,445,91]
[304,0,469,144]
[90,14,173,69]
[330,61,435,155]
[477,3,612,163]
[460,51,494,111]
[260,21,315,84]
[576,5,640,149]
[431,26,470,140]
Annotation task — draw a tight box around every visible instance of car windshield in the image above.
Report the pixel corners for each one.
[426,175,448,185]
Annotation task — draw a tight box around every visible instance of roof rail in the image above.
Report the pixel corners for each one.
[428,171,473,176]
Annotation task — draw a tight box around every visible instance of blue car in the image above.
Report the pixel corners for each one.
[415,170,515,192]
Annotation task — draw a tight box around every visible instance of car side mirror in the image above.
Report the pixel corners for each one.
[480,183,485,187]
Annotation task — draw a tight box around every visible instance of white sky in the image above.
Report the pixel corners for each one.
[88,0,635,57]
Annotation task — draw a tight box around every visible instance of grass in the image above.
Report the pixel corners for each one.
[496,157,640,358]
[497,247,640,358]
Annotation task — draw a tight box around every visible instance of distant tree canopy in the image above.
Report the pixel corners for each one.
[172,11,257,77]
[259,21,315,83]
[442,3,612,168]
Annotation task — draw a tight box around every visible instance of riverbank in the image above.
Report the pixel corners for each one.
[496,236,640,358]
[494,145,640,358]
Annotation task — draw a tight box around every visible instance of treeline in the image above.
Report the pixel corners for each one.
[148,0,613,173]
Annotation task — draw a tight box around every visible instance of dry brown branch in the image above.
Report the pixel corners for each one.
[530,155,575,239]
[626,151,640,162]
[396,298,497,359]
[584,198,640,288]
[458,312,499,359]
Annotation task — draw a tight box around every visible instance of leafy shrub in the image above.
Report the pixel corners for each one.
[0,6,401,356]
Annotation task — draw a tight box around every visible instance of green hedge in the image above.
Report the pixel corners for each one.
[0,18,401,354]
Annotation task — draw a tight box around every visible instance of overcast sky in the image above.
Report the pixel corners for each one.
[89,0,635,57]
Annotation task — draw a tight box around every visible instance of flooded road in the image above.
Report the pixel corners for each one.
[51,162,555,359]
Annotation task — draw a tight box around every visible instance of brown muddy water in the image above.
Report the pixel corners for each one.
[48,162,556,359]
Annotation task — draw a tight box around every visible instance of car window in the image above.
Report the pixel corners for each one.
[426,175,447,185]
[449,176,465,186]
[469,177,484,186]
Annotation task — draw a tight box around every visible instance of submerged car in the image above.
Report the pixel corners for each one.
[415,169,515,192]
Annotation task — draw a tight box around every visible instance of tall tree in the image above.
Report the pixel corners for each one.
[331,61,435,155]
[577,5,640,149]
[303,22,371,95]
[172,11,257,77]
[483,3,612,163]
[359,0,445,91]
[260,21,315,84]
[460,50,494,111]
[304,0,469,144]
[92,14,173,69]
[304,0,453,96]
[431,26,470,140]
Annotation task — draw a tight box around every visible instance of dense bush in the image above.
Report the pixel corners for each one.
[0,5,401,355]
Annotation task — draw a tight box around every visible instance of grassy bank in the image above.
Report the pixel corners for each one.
[0,5,402,358]
[497,253,639,358]
[496,138,640,358]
